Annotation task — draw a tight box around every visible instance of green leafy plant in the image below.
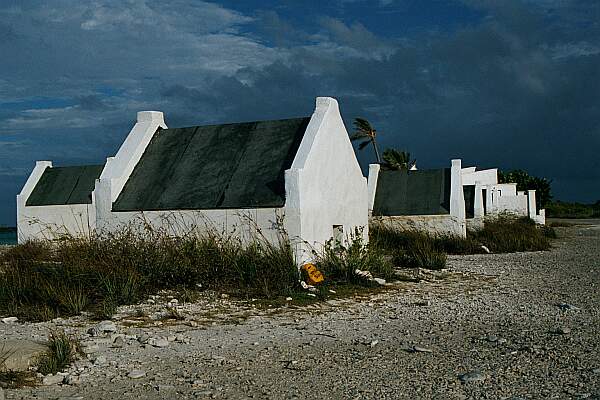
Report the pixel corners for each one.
[316,230,393,283]
[382,148,416,170]
[37,330,79,375]
[0,227,300,321]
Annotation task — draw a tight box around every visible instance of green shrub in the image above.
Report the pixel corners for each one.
[370,216,553,262]
[393,241,447,270]
[316,231,393,284]
[546,201,598,219]
[370,224,480,256]
[37,330,79,375]
[470,216,551,252]
[0,228,300,321]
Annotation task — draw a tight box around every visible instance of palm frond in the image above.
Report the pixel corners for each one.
[353,118,373,132]
[358,140,371,150]
[350,132,369,141]
[382,148,415,170]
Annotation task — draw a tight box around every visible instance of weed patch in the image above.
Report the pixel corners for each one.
[371,216,553,266]
[469,216,552,253]
[315,232,393,284]
[0,229,299,321]
[36,330,79,375]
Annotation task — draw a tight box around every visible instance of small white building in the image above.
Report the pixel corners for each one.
[461,167,545,226]
[368,159,467,237]
[18,97,369,264]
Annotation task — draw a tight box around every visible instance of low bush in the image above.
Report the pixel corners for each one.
[393,242,447,270]
[546,201,599,219]
[315,231,393,283]
[37,330,79,375]
[470,216,552,253]
[0,228,299,321]
[370,216,554,265]
[370,224,480,256]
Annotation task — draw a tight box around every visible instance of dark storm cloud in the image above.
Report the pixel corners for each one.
[0,0,598,225]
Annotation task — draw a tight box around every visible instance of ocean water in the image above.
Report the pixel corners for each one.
[0,229,17,245]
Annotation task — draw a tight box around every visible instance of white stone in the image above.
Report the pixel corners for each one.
[92,355,107,365]
[96,320,117,333]
[1,317,18,324]
[42,374,65,385]
[373,278,386,285]
[127,370,146,379]
[64,374,81,385]
[147,337,169,348]
[81,344,100,354]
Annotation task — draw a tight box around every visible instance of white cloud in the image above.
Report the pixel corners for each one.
[550,42,600,59]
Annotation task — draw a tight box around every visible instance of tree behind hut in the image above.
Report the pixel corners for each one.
[498,169,552,208]
[382,148,416,171]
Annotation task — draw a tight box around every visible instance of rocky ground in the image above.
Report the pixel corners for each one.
[1,221,599,399]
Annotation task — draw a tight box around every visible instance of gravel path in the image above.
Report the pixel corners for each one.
[2,222,599,399]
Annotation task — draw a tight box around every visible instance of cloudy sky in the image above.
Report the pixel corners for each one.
[1,0,599,225]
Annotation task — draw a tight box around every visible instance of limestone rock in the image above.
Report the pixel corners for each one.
[128,370,146,379]
[42,374,65,385]
[96,320,117,333]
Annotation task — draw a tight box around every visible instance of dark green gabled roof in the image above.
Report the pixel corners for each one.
[373,168,451,216]
[113,117,310,211]
[26,165,104,206]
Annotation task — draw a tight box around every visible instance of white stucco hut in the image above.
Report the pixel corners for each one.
[367,159,467,237]
[461,167,545,226]
[18,97,369,264]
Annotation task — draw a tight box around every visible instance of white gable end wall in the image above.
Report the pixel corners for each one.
[17,161,97,243]
[285,97,369,264]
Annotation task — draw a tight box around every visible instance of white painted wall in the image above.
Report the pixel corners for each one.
[461,167,498,186]
[461,167,545,225]
[17,161,97,243]
[371,215,466,237]
[17,204,96,242]
[449,159,466,237]
[367,163,381,213]
[285,97,369,264]
[96,206,284,244]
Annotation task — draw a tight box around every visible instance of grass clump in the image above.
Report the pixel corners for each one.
[546,200,600,219]
[37,330,79,375]
[393,241,447,270]
[315,231,393,284]
[370,215,554,267]
[0,228,300,321]
[469,216,552,253]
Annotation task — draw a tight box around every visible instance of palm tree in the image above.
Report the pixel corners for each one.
[350,118,382,163]
[382,148,416,171]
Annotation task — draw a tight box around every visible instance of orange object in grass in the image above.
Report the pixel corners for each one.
[302,263,324,285]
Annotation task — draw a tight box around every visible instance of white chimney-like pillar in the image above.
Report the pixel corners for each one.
[474,180,484,218]
[450,159,466,237]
